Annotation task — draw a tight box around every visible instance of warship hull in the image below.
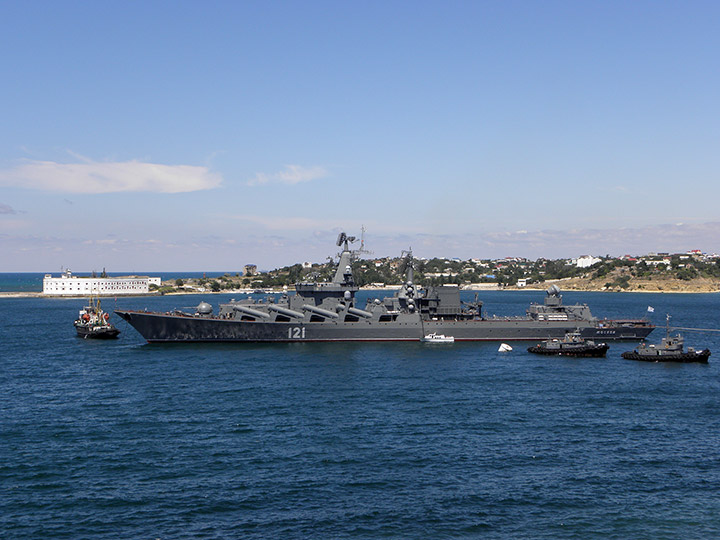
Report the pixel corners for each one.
[115,310,653,343]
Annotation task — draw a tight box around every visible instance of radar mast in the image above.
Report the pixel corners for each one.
[332,232,357,285]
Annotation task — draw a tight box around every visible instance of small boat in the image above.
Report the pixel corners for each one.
[421,333,455,343]
[621,335,710,363]
[622,314,710,363]
[498,343,513,352]
[74,297,120,339]
[527,331,608,357]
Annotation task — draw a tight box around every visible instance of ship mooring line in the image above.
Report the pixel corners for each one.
[669,326,720,333]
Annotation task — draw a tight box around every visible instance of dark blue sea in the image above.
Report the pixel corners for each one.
[2,286,720,539]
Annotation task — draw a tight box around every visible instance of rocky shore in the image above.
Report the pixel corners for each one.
[505,275,720,293]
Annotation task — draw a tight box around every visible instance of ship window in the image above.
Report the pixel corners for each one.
[379,315,393,322]
[309,315,324,322]
[344,314,359,322]
[274,315,291,322]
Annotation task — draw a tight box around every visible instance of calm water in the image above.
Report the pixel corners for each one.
[2,289,720,539]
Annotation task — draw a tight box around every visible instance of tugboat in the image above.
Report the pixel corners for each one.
[621,315,710,363]
[528,331,609,357]
[74,297,120,339]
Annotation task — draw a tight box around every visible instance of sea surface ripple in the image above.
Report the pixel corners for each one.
[2,290,720,539]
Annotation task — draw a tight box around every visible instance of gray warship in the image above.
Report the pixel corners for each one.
[116,233,654,343]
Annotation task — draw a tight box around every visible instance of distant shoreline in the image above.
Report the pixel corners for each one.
[1,285,718,299]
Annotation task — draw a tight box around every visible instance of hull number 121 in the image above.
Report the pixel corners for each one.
[288,327,306,339]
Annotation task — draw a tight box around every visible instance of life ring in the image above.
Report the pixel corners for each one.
[82,314,90,321]
[104,313,110,321]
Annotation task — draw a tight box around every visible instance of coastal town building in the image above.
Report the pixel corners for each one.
[573,255,602,268]
[43,270,160,296]
[643,259,671,267]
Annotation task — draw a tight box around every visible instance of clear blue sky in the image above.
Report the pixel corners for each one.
[2,1,719,272]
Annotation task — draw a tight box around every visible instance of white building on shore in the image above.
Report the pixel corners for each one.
[573,255,602,268]
[43,270,161,296]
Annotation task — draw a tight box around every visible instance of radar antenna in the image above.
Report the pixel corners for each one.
[336,231,356,252]
[332,231,357,285]
[399,248,415,283]
[546,284,561,297]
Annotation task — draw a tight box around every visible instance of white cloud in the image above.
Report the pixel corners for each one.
[248,165,328,186]
[0,159,222,193]
[94,239,118,245]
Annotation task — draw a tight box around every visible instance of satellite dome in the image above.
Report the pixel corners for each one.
[196,301,213,315]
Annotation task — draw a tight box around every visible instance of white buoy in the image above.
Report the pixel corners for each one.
[498,343,513,352]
